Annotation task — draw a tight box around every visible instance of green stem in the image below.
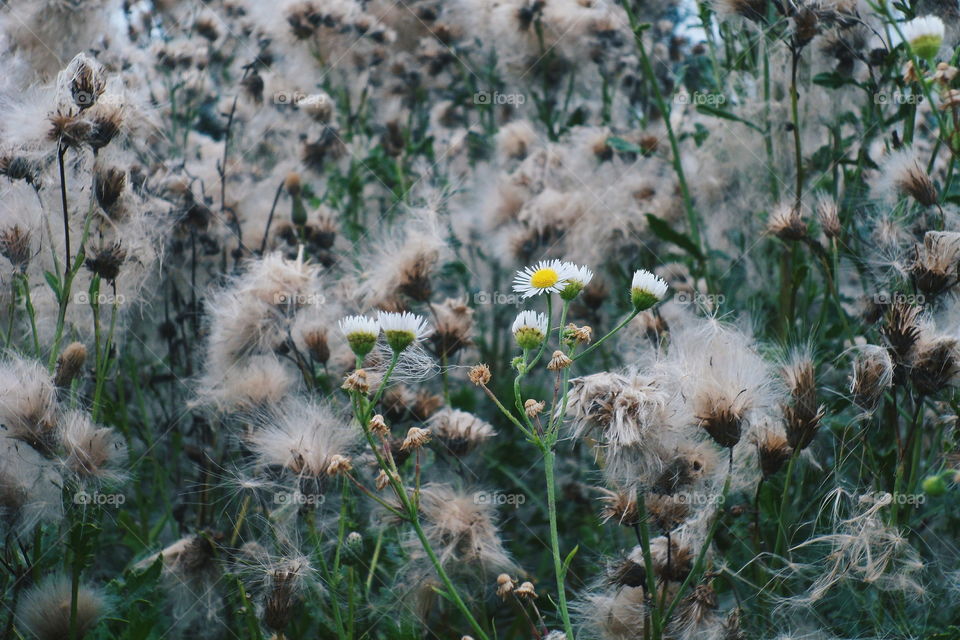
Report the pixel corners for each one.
[543,446,575,640]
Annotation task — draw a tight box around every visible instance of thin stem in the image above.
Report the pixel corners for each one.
[543,446,575,640]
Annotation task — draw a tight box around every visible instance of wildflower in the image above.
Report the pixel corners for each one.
[0,225,31,272]
[559,263,593,300]
[468,363,492,386]
[512,310,548,350]
[93,167,126,215]
[524,399,545,417]
[496,573,515,598]
[630,269,668,311]
[514,581,538,599]
[547,350,573,371]
[767,202,807,241]
[339,315,380,359]
[900,15,945,61]
[369,414,389,437]
[54,342,87,389]
[513,259,577,298]
[564,324,593,346]
[401,426,432,451]
[325,454,353,476]
[911,231,960,296]
[84,243,127,281]
[816,193,841,239]
[429,298,474,358]
[428,409,496,456]
[60,411,126,480]
[752,427,793,478]
[248,400,358,478]
[377,311,430,352]
[302,328,330,364]
[343,369,370,393]
[17,575,105,640]
[850,345,894,411]
[782,352,825,452]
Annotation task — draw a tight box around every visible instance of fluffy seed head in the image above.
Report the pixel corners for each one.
[428,409,496,456]
[17,575,105,640]
[54,342,87,388]
[0,226,31,272]
[850,345,894,411]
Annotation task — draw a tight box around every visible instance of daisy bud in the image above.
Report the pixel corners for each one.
[400,427,431,451]
[346,531,363,549]
[559,263,594,301]
[512,311,547,351]
[378,311,430,353]
[630,269,669,311]
[524,399,545,418]
[54,342,87,388]
[468,363,492,386]
[342,369,370,394]
[922,474,948,496]
[338,315,380,359]
[901,15,945,61]
[514,581,538,599]
[325,454,352,476]
[547,350,573,371]
[369,414,389,437]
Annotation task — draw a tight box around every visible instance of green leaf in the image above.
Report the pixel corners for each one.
[561,544,579,580]
[812,72,857,89]
[645,213,704,260]
[606,136,643,154]
[44,271,62,302]
[696,105,763,133]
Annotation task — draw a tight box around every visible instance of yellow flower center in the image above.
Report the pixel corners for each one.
[530,268,559,289]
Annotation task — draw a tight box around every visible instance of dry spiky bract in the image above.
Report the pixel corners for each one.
[911,231,960,296]
[767,202,808,241]
[781,351,825,452]
[850,345,894,411]
[0,225,31,272]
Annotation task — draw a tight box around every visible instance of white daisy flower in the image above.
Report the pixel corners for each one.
[630,269,669,311]
[512,260,578,298]
[377,311,431,352]
[512,310,548,350]
[899,16,945,60]
[338,315,380,358]
[559,263,594,300]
